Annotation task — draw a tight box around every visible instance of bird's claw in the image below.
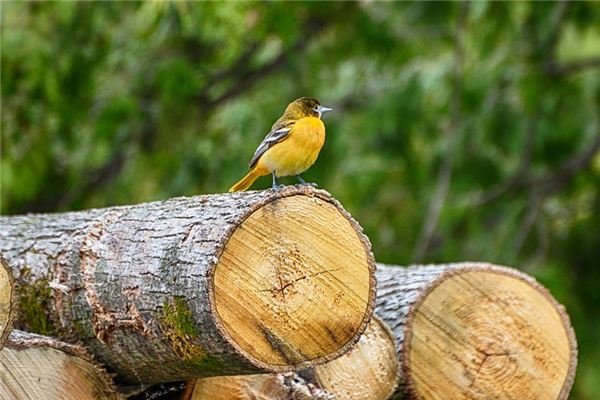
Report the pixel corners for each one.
[271,184,285,190]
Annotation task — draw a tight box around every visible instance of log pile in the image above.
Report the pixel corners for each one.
[0,187,577,399]
[183,262,577,400]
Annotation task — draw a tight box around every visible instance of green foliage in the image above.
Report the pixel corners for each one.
[2,2,600,397]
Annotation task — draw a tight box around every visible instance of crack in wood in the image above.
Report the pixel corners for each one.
[260,268,341,298]
[468,350,513,389]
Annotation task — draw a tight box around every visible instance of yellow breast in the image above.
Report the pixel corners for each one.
[258,117,325,177]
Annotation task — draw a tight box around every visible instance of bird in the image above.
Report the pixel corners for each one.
[229,97,332,192]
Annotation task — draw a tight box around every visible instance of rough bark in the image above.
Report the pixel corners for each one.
[0,186,376,385]
[0,257,15,350]
[0,330,120,400]
[185,316,398,400]
[376,262,577,400]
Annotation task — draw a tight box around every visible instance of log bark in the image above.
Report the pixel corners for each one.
[0,257,15,350]
[182,262,577,400]
[0,186,376,385]
[376,262,577,400]
[185,316,398,400]
[0,330,120,400]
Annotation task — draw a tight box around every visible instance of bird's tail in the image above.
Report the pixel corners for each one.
[229,167,266,192]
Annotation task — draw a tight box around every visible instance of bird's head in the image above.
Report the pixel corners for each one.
[285,97,332,120]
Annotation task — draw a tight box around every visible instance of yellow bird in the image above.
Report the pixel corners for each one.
[229,97,332,192]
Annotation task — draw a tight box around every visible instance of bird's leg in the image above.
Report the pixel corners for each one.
[296,174,318,187]
[272,172,284,190]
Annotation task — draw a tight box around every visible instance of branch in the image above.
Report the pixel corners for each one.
[196,41,261,104]
[513,193,542,255]
[545,56,600,77]
[473,111,539,206]
[204,20,327,109]
[535,129,600,195]
[412,3,467,261]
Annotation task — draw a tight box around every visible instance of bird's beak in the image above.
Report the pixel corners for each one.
[318,106,333,113]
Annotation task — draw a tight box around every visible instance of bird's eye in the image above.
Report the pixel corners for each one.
[313,105,319,111]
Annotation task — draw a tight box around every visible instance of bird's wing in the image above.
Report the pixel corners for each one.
[248,121,295,168]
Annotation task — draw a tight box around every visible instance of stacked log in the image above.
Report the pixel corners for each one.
[375,263,577,400]
[186,316,398,400]
[0,188,578,399]
[0,330,119,400]
[0,186,376,385]
[184,263,577,400]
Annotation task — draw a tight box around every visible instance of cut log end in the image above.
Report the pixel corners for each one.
[0,257,15,350]
[187,373,335,400]
[0,331,121,400]
[184,317,398,400]
[212,193,375,369]
[314,315,399,400]
[404,266,577,400]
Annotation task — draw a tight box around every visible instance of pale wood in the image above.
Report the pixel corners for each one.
[0,186,375,384]
[185,316,398,400]
[215,195,372,366]
[375,263,577,400]
[0,257,15,350]
[0,330,120,400]
[188,373,334,400]
[165,263,577,400]
[313,315,399,400]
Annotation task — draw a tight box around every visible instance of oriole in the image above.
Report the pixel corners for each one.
[229,97,332,192]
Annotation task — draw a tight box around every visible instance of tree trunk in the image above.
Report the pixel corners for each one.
[0,330,120,400]
[0,257,15,351]
[376,262,577,400]
[0,186,376,385]
[181,262,577,400]
[185,316,398,400]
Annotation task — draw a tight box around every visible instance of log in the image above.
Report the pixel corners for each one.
[185,316,398,400]
[184,373,335,400]
[376,262,577,400]
[309,315,398,400]
[0,186,376,385]
[0,257,15,350]
[183,262,577,400]
[0,330,120,400]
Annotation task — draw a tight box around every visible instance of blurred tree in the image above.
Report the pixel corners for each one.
[2,2,599,398]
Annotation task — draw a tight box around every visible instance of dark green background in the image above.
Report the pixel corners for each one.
[2,2,599,398]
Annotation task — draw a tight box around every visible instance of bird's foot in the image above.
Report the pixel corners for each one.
[271,184,286,190]
[295,175,318,188]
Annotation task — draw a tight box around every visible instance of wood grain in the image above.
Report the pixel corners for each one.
[375,263,577,400]
[0,331,120,400]
[314,315,399,400]
[215,195,372,367]
[188,373,334,400]
[185,317,398,400]
[408,271,572,400]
